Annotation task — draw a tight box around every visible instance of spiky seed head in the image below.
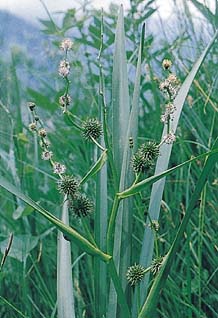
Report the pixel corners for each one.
[162,59,172,70]
[57,175,79,196]
[82,118,103,141]
[126,264,146,286]
[131,141,160,173]
[70,194,93,218]
[151,256,163,275]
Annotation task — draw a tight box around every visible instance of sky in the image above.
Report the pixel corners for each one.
[0,0,215,24]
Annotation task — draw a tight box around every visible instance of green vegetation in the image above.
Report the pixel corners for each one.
[0,1,218,318]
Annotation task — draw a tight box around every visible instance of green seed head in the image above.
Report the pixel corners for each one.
[131,141,159,173]
[151,256,163,275]
[126,264,146,286]
[57,175,79,196]
[70,194,93,218]
[82,118,103,140]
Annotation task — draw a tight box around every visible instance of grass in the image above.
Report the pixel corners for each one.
[0,0,218,317]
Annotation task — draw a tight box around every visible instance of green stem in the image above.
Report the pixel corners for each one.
[198,186,206,316]
[64,111,82,130]
[81,218,98,248]
[107,259,131,318]
[106,194,120,255]
[90,136,106,151]
[0,296,29,318]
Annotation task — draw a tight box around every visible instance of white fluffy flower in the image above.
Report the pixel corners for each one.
[41,151,53,160]
[58,60,70,77]
[164,132,176,144]
[53,162,66,174]
[60,38,73,51]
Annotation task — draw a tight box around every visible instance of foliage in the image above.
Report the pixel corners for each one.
[0,1,218,318]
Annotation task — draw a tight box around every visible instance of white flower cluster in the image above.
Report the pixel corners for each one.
[58,39,74,112]
[58,60,70,78]
[163,132,176,144]
[159,73,180,101]
[53,162,66,174]
[60,38,73,51]
[160,59,179,145]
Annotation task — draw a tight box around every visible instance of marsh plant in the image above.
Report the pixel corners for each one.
[0,2,218,318]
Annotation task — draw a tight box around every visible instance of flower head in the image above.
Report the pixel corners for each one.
[41,150,53,160]
[148,220,160,232]
[163,132,176,144]
[160,113,169,124]
[60,38,73,51]
[82,118,103,141]
[57,175,79,197]
[29,122,37,131]
[162,59,172,70]
[126,264,146,286]
[165,102,176,115]
[58,60,70,78]
[69,194,93,218]
[59,94,71,108]
[131,141,160,173]
[167,73,179,85]
[159,78,179,101]
[53,162,66,174]
[38,128,47,138]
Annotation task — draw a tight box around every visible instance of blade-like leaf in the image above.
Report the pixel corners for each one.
[138,139,218,318]
[135,28,218,312]
[57,197,75,318]
[0,176,111,262]
[118,148,218,198]
[108,5,130,318]
[80,150,107,185]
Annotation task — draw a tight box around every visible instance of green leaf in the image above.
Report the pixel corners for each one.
[138,140,218,318]
[109,5,131,318]
[13,204,35,219]
[0,176,111,263]
[134,28,218,313]
[80,150,107,185]
[0,235,38,262]
[118,149,217,198]
[57,197,75,318]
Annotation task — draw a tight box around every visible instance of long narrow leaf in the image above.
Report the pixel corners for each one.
[108,5,131,318]
[135,28,218,311]
[57,197,75,318]
[138,139,218,317]
[0,176,111,262]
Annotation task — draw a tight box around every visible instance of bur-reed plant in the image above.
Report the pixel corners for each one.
[0,3,218,318]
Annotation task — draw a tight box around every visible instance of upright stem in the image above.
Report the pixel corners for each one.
[107,259,131,318]
[106,194,121,255]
